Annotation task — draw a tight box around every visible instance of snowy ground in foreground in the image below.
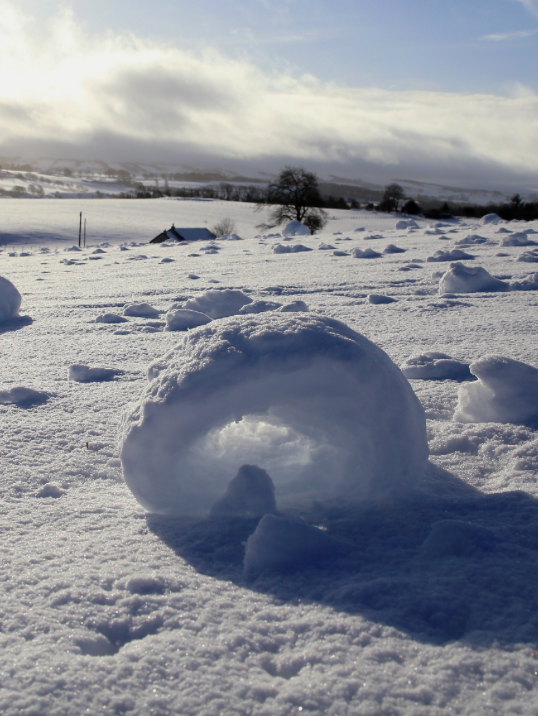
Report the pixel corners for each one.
[1,199,538,715]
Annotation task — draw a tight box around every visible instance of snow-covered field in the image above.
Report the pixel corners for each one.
[1,198,538,715]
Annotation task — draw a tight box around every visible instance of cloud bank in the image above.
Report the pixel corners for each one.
[1,2,538,188]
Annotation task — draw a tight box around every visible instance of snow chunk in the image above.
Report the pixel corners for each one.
[210,464,276,518]
[278,300,309,312]
[165,309,211,331]
[455,234,488,246]
[516,250,538,264]
[318,242,335,250]
[395,220,418,230]
[352,248,382,259]
[438,262,509,294]
[500,232,537,247]
[120,314,428,515]
[244,514,347,576]
[421,520,495,558]
[95,313,128,324]
[36,484,64,498]
[367,294,396,305]
[183,289,252,318]
[480,213,502,225]
[69,365,121,383]
[282,220,310,237]
[0,276,22,323]
[123,303,160,318]
[383,244,405,254]
[220,233,243,241]
[511,272,538,290]
[0,386,49,406]
[239,300,282,314]
[455,355,538,424]
[273,244,312,254]
[400,352,471,380]
[427,249,474,262]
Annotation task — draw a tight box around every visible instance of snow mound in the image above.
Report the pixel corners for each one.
[92,248,106,254]
[278,300,309,312]
[273,244,312,254]
[395,220,418,230]
[65,246,82,252]
[480,213,502,225]
[383,244,405,254]
[367,294,396,305]
[510,272,538,290]
[454,355,538,424]
[123,303,160,318]
[95,313,128,324]
[120,314,428,515]
[244,514,348,576]
[69,365,121,383]
[421,520,495,558]
[183,289,252,318]
[516,250,538,263]
[165,309,212,331]
[282,220,310,237]
[0,386,49,406]
[455,234,488,246]
[159,257,175,264]
[400,352,471,380]
[427,249,474,262]
[439,263,509,294]
[500,232,537,247]
[352,248,382,259]
[209,464,276,518]
[220,233,243,241]
[0,276,22,323]
[239,300,282,314]
[318,242,335,250]
[332,250,348,257]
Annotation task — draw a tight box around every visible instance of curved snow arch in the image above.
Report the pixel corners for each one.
[120,314,428,515]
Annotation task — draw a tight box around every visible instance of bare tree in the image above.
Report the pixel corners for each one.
[212,217,237,237]
[378,183,406,213]
[257,167,327,233]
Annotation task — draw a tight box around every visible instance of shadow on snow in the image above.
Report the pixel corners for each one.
[147,462,538,647]
[0,316,33,334]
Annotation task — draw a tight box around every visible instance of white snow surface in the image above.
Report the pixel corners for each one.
[121,313,428,515]
[0,274,22,322]
[2,199,538,715]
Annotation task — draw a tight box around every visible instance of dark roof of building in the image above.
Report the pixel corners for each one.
[150,226,217,243]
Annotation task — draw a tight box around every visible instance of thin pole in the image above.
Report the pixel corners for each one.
[79,212,82,247]
[84,218,86,247]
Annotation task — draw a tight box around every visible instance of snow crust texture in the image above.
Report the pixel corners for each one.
[121,313,428,515]
[455,355,538,424]
[0,275,21,322]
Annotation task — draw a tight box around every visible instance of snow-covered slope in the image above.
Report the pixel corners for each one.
[1,200,538,715]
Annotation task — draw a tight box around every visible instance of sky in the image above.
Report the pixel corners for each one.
[1,0,538,189]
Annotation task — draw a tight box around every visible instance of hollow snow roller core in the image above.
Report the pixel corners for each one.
[120,314,428,515]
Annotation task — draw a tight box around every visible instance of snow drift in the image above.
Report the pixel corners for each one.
[0,276,22,323]
[120,314,428,515]
[454,355,538,424]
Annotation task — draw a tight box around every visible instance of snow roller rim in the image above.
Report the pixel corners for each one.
[120,313,429,516]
